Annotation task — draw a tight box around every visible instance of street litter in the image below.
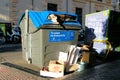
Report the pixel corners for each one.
[40,45,91,78]
[40,60,64,78]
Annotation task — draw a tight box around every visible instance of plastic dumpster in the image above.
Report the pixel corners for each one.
[19,10,81,68]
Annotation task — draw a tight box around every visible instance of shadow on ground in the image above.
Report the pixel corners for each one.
[1,62,40,76]
[0,43,22,52]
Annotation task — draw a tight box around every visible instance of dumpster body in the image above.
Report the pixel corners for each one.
[85,10,120,54]
[19,10,81,68]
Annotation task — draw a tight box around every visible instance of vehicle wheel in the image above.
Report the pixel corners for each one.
[0,36,6,45]
[12,35,20,43]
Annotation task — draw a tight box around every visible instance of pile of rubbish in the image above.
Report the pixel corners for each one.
[40,45,96,78]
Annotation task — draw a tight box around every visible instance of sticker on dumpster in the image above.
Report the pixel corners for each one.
[49,30,75,42]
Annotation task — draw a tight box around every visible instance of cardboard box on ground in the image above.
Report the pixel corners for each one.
[49,60,64,73]
[80,45,97,66]
[40,45,96,78]
[40,52,67,78]
[81,50,97,66]
[40,60,65,78]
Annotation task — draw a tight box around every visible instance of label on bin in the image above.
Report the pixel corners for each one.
[49,30,75,42]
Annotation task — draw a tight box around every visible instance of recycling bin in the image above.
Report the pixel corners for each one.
[85,10,120,54]
[19,10,81,68]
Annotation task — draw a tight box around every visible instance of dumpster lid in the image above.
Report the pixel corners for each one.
[18,10,81,29]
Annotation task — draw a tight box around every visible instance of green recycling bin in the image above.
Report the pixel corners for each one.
[19,10,82,68]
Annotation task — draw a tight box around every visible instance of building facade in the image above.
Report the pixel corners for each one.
[112,0,120,11]
[0,0,10,22]
[0,0,114,27]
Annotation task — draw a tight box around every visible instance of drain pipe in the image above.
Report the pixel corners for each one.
[66,0,68,12]
[89,0,91,13]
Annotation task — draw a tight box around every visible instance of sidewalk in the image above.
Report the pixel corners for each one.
[0,64,40,80]
[0,44,46,80]
[1,43,120,80]
[1,58,120,80]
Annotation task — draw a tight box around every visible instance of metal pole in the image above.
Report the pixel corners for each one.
[66,0,68,12]
[89,0,91,13]
[31,0,34,10]
[118,0,120,11]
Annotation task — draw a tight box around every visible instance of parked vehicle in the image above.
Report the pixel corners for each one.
[6,27,21,43]
[0,28,6,44]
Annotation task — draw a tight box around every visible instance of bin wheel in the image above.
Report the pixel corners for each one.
[28,58,32,64]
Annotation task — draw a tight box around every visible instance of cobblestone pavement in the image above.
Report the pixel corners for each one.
[55,60,120,80]
[0,43,47,80]
[0,64,40,80]
[0,43,120,80]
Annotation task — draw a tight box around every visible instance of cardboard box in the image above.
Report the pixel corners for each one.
[59,52,68,62]
[40,60,64,78]
[81,52,90,64]
[49,60,64,73]
[40,70,64,78]
[81,51,96,65]
[65,64,79,72]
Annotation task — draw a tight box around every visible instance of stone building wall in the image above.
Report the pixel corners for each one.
[2,0,114,25]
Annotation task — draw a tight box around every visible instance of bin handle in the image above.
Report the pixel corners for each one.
[28,28,40,34]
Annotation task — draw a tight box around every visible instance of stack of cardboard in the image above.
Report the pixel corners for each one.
[40,45,86,78]
[67,45,81,65]
[65,45,81,72]
[40,52,67,78]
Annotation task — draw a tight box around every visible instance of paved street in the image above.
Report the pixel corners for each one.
[0,43,120,80]
[56,60,120,80]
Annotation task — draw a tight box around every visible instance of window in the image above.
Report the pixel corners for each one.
[96,10,100,12]
[47,3,57,11]
[75,7,82,25]
[97,0,102,2]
